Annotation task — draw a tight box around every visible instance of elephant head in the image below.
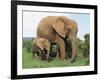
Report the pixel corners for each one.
[32,38,51,60]
[52,16,78,62]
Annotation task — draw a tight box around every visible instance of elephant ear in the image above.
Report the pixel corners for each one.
[36,38,45,51]
[52,19,66,38]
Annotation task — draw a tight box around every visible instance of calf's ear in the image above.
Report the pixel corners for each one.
[36,38,44,51]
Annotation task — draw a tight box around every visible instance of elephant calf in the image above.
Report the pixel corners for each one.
[32,37,51,60]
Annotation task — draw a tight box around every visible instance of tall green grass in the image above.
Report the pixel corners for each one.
[22,49,89,69]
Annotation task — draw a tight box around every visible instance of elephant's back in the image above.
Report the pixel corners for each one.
[39,16,56,23]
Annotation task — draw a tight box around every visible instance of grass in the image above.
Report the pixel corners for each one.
[22,49,89,69]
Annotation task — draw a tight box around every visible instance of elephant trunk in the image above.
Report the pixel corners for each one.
[69,34,77,62]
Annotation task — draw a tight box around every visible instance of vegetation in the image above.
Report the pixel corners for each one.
[77,33,89,58]
[22,33,90,68]
[23,39,32,52]
[22,48,88,68]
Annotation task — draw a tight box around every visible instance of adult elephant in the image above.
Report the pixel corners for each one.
[37,16,78,62]
[32,38,51,60]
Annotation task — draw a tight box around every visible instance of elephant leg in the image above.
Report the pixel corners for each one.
[59,41,65,59]
[56,52,59,58]
[32,52,35,58]
[55,34,65,59]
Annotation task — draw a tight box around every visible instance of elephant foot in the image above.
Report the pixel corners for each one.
[60,58,66,61]
[47,57,53,62]
[70,58,76,63]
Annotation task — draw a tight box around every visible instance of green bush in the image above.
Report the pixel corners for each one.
[77,33,90,58]
[23,40,32,53]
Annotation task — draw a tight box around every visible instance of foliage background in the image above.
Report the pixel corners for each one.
[22,33,90,68]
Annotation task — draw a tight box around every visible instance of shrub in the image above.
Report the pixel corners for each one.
[23,40,32,53]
